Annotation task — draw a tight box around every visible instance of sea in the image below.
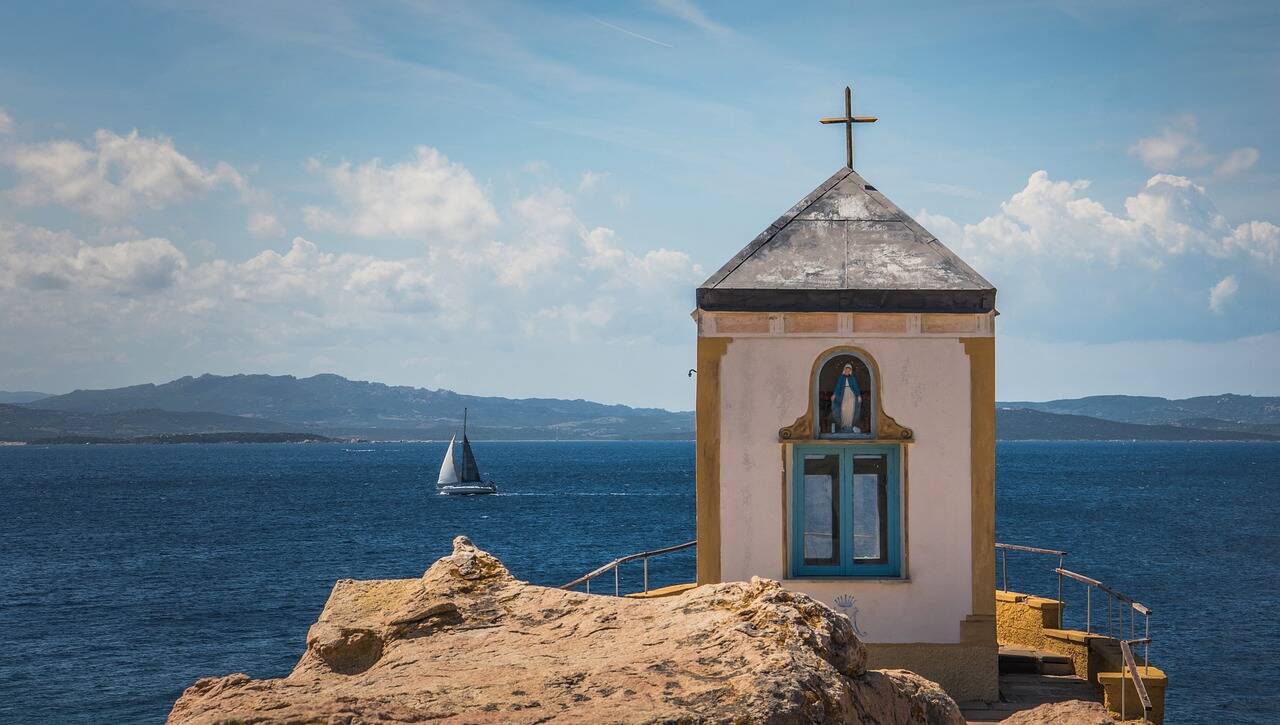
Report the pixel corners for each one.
[1,440,1276,724]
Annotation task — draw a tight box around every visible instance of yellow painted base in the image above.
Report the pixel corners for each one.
[1099,666,1167,724]
[864,642,998,704]
[996,591,1061,651]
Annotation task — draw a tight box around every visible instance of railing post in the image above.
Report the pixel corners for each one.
[1144,615,1150,669]
[1001,548,1008,591]
[1056,558,1064,628]
[614,566,619,596]
[643,557,649,593]
[1085,583,1091,633]
[585,578,590,594]
[1121,657,1126,723]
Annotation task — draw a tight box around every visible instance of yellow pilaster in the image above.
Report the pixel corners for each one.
[695,337,729,585]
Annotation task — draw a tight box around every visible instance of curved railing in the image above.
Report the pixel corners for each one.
[561,540,696,595]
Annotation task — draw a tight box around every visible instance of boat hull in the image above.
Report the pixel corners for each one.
[437,483,498,496]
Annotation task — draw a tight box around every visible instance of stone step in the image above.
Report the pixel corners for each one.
[998,647,1075,676]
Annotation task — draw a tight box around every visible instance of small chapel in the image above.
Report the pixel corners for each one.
[691,87,999,701]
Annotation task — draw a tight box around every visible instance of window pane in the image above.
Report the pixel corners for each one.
[802,454,840,565]
[852,455,888,564]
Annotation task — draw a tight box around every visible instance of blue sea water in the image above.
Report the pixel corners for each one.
[0,441,1276,723]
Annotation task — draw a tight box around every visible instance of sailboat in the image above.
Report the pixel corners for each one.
[436,409,498,495]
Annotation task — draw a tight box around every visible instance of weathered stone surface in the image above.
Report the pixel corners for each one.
[168,536,964,724]
[1002,700,1117,724]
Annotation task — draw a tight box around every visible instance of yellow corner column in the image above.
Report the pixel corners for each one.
[695,337,729,585]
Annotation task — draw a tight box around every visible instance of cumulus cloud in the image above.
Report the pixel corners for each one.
[931,170,1277,272]
[0,164,702,394]
[920,170,1278,342]
[5,129,246,217]
[1208,275,1239,313]
[0,107,13,134]
[303,146,498,240]
[1129,115,1259,178]
[0,222,185,295]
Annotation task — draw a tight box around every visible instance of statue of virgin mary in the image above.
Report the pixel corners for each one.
[830,362,862,433]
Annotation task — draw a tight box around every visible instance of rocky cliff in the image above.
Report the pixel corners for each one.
[168,537,963,724]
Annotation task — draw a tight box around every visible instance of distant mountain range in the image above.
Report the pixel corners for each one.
[1,378,1277,443]
[0,404,294,441]
[1000,394,1280,437]
[996,408,1277,442]
[7,374,695,441]
[0,391,51,404]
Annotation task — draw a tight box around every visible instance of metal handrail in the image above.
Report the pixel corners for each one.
[1055,567,1151,646]
[1119,638,1154,724]
[995,542,1068,557]
[561,540,696,595]
[995,542,1067,620]
[1055,568,1151,614]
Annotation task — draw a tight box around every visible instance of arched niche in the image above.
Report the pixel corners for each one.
[778,346,914,443]
[815,351,874,438]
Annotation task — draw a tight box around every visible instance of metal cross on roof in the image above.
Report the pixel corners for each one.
[820,86,877,169]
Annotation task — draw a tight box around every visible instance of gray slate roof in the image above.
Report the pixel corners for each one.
[697,167,995,313]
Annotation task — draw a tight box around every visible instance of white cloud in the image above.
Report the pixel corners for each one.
[579,170,608,193]
[247,211,286,238]
[0,107,13,134]
[303,146,498,240]
[920,170,1278,344]
[0,222,185,295]
[1208,275,1239,313]
[1218,221,1280,264]
[929,170,1276,272]
[6,129,246,217]
[649,0,730,35]
[1215,147,1259,177]
[0,165,703,394]
[1129,115,1259,178]
[1129,115,1208,171]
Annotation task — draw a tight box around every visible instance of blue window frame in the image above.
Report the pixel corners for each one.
[790,444,902,578]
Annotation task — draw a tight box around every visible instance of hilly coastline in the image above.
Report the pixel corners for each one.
[10,374,694,441]
[2,376,1278,443]
[996,408,1278,442]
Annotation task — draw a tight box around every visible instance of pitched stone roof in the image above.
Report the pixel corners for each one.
[697,167,995,313]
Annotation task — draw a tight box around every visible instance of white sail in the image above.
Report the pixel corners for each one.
[437,434,460,485]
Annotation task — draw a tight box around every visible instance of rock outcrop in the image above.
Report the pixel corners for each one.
[1002,700,1116,724]
[168,536,963,724]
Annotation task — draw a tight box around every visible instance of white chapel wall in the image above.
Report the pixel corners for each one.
[716,334,976,644]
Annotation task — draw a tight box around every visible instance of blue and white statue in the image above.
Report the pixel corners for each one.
[831,362,862,433]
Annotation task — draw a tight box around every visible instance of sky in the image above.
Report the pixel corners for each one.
[0,0,1277,410]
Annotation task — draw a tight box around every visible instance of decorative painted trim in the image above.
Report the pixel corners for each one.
[695,337,731,585]
[921,313,980,333]
[698,311,995,338]
[777,344,914,443]
[962,337,997,624]
[713,312,771,334]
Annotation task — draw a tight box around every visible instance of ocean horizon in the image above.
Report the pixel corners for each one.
[2,440,1277,723]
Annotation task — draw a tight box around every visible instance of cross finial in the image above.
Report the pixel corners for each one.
[820,86,877,169]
